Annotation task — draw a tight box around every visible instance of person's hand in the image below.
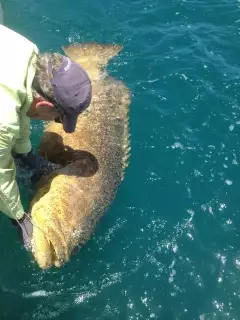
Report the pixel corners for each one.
[10,213,33,250]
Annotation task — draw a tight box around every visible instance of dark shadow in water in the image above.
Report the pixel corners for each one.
[15,131,100,205]
[38,131,98,171]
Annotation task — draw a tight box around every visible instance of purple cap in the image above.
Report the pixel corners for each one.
[49,56,92,133]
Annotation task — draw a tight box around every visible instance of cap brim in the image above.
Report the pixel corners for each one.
[62,114,78,133]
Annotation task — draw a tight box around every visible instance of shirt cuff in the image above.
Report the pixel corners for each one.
[9,208,25,220]
[13,140,32,154]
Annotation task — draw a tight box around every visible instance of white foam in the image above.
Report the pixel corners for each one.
[23,290,52,298]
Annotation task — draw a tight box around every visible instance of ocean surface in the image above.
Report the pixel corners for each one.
[1,0,240,319]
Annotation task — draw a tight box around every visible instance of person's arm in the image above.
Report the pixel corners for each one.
[0,85,27,219]
[0,126,25,219]
[0,86,34,248]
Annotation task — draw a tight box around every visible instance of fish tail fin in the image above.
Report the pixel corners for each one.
[62,43,123,79]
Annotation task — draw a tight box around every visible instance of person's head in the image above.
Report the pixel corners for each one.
[28,52,92,133]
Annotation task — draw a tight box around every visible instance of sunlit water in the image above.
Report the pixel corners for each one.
[1,0,240,319]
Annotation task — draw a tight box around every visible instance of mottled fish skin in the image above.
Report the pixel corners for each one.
[29,43,131,269]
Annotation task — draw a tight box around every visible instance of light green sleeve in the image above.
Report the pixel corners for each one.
[12,115,32,154]
[0,86,25,219]
[0,127,25,219]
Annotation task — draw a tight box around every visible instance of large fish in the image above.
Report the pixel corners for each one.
[29,43,131,269]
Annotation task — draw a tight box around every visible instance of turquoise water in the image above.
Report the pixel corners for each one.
[1,0,240,319]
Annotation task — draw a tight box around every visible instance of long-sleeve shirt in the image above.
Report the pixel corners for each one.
[0,24,39,219]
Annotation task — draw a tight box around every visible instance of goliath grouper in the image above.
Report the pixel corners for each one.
[29,43,131,269]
